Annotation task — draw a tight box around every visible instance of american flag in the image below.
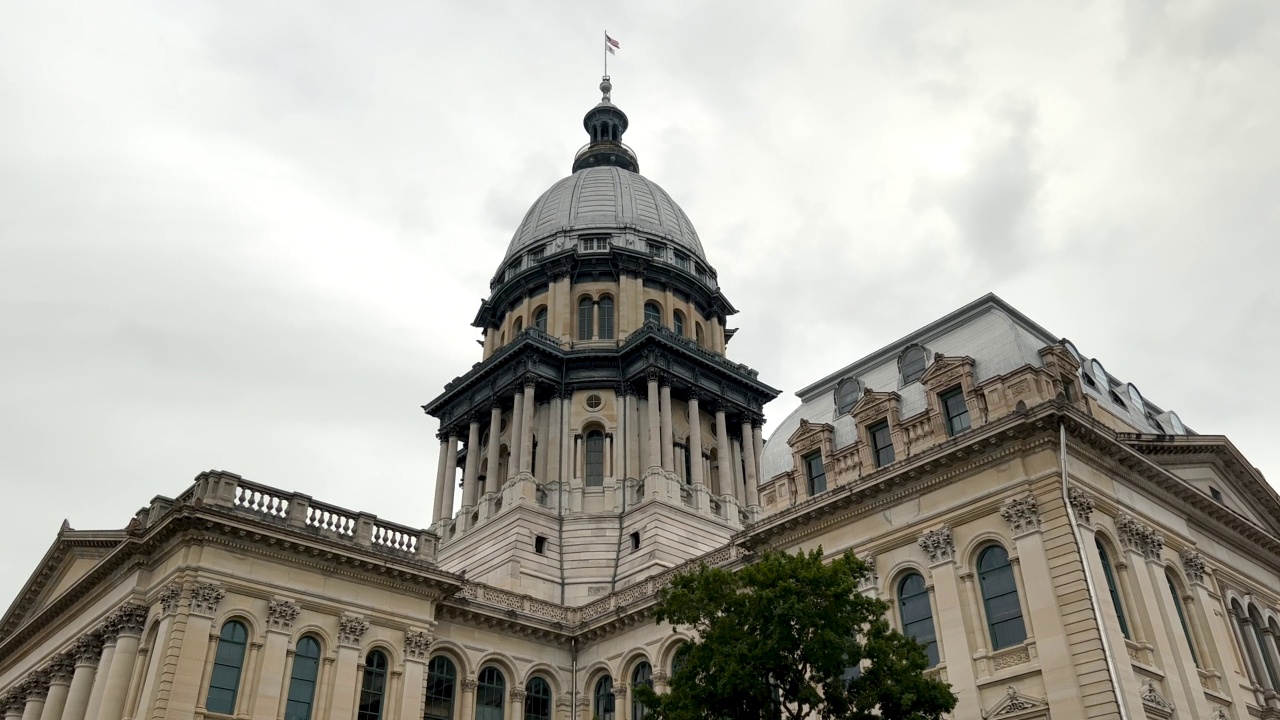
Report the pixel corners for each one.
[605,33,620,55]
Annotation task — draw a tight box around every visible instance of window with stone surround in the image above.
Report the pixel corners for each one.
[869,421,894,468]
[598,296,615,339]
[285,635,321,720]
[897,573,939,667]
[585,430,605,486]
[593,676,615,720]
[632,662,653,720]
[644,301,661,326]
[475,667,505,720]
[524,677,552,720]
[1096,538,1130,640]
[899,345,928,384]
[978,545,1027,650]
[940,387,970,437]
[1165,571,1200,668]
[206,620,248,714]
[425,656,457,720]
[357,650,388,720]
[804,452,826,496]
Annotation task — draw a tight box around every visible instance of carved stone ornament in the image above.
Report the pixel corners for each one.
[0,691,23,712]
[109,603,149,638]
[190,582,226,617]
[510,687,527,702]
[1208,706,1229,720]
[1180,549,1207,585]
[404,630,432,661]
[999,496,1041,536]
[159,583,183,615]
[1067,486,1094,525]
[857,554,880,593]
[47,652,76,683]
[71,633,104,665]
[1116,512,1164,561]
[463,675,479,692]
[267,600,301,632]
[981,685,1045,717]
[21,670,50,701]
[652,670,670,687]
[1139,679,1174,713]
[338,615,370,647]
[918,527,955,565]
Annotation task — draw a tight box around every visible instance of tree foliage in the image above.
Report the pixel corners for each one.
[632,548,956,720]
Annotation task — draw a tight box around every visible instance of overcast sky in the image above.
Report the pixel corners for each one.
[2,1,1278,608]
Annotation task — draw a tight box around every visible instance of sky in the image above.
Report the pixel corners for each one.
[2,1,1279,608]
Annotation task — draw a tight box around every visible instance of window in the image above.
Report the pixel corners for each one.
[1127,384,1143,407]
[940,388,970,437]
[593,676,615,720]
[630,532,641,552]
[671,644,690,678]
[533,307,548,333]
[1166,572,1199,668]
[585,430,605,487]
[835,379,861,416]
[647,242,664,258]
[869,421,894,468]
[1169,412,1185,434]
[1210,487,1223,503]
[425,656,457,720]
[524,677,552,720]
[505,262,520,281]
[475,667,505,720]
[578,297,594,340]
[632,662,653,720]
[1096,540,1129,639]
[1249,606,1279,689]
[598,297,615,340]
[513,317,523,334]
[357,650,388,720]
[674,252,691,271]
[899,346,927,384]
[978,546,1027,650]
[695,323,705,348]
[206,620,248,714]
[898,573,939,667]
[803,453,826,496]
[1062,378,1076,403]
[1090,360,1107,389]
[1109,390,1126,409]
[285,635,321,720]
[673,310,685,337]
[644,302,661,326]
[581,236,609,252]
[529,245,545,262]
[535,535,547,554]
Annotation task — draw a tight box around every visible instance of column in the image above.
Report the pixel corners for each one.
[399,631,431,720]
[486,405,502,499]
[714,408,733,500]
[645,374,662,471]
[442,433,459,520]
[687,396,705,488]
[520,381,536,473]
[60,635,102,720]
[614,386,627,482]
[752,424,765,484]
[546,397,563,490]
[919,529,978,717]
[570,434,584,512]
[250,600,299,719]
[659,383,674,472]
[731,439,744,498]
[432,435,450,524]
[95,605,147,720]
[41,656,73,720]
[509,391,524,481]
[460,675,478,720]
[21,674,48,720]
[160,582,222,719]
[328,616,369,720]
[462,419,482,511]
[740,419,759,507]
[625,392,640,480]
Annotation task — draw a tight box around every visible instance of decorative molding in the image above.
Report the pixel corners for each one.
[463,675,478,692]
[338,615,370,647]
[918,527,955,565]
[1180,549,1206,585]
[1139,679,1174,717]
[1116,512,1164,561]
[510,687,527,702]
[404,630,433,661]
[652,670,670,687]
[857,554,879,593]
[46,652,76,683]
[999,496,1041,536]
[189,582,226,617]
[108,603,148,638]
[1208,706,1229,720]
[992,646,1031,670]
[267,600,301,632]
[158,583,183,616]
[21,670,50,701]
[71,633,104,666]
[981,685,1046,717]
[1067,486,1094,525]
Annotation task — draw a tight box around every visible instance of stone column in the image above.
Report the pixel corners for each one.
[40,655,74,720]
[646,373,661,471]
[917,528,977,716]
[459,675,478,720]
[740,419,760,508]
[462,419,482,511]
[714,407,733,500]
[520,380,536,473]
[432,434,450,524]
[60,635,102,720]
[251,600,299,718]
[486,405,502,500]
[399,631,432,720]
[546,397,563,490]
[687,395,705,489]
[441,433,459,521]
[614,386,627,482]
[328,616,370,720]
[509,391,525,481]
[659,383,674,472]
[509,687,527,720]
[95,604,147,720]
[625,391,640,480]
[20,672,49,720]
[752,423,764,479]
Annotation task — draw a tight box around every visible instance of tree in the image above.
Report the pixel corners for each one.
[632,548,956,720]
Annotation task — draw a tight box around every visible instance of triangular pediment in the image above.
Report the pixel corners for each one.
[982,685,1047,718]
[850,390,899,419]
[0,526,125,642]
[786,419,833,447]
[920,354,975,385]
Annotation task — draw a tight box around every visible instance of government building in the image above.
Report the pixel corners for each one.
[2,79,1279,720]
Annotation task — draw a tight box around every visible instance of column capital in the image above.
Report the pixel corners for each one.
[510,687,527,702]
[521,373,539,389]
[267,599,301,632]
[1180,549,1207,585]
[159,583,183,616]
[463,675,479,692]
[436,429,452,443]
[338,614,370,647]
[21,669,50,701]
[46,652,76,683]
[686,387,701,401]
[1116,511,1164,561]
[71,633,104,666]
[190,581,227,617]
[107,603,148,638]
[999,495,1041,537]
[1067,486,1094,525]
[918,527,955,565]
[404,630,433,662]
[0,691,22,713]
[857,553,879,593]
[645,367,664,384]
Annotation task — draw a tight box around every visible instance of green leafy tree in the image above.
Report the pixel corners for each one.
[632,548,956,720]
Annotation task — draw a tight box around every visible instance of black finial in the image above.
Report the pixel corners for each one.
[572,76,639,174]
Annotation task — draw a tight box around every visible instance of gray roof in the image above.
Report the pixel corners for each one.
[504,166,706,262]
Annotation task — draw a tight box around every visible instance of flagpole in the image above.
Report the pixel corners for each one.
[603,30,608,77]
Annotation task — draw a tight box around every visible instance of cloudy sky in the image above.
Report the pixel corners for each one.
[2,1,1278,607]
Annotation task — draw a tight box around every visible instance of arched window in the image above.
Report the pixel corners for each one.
[644,302,661,326]
[475,667,505,720]
[1096,539,1130,639]
[835,379,861,416]
[978,546,1027,649]
[357,650,388,720]
[524,677,552,720]
[631,662,653,720]
[1165,571,1199,668]
[533,307,548,333]
[673,310,685,337]
[899,345,927,384]
[671,643,691,678]
[513,317,523,334]
[578,297,594,340]
[598,297,615,340]
[1248,606,1279,689]
[695,322,705,348]
[425,656,457,720]
[285,635,321,720]
[593,676,615,720]
[585,430,605,487]
[205,620,248,714]
[897,573,938,667]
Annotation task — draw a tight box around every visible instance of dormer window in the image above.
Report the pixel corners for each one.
[1108,390,1126,409]
[529,245,545,262]
[1127,384,1143,407]
[940,387,970,437]
[869,421,895,468]
[804,453,827,496]
[504,261,521,280]
[674,252,691,271]
[835,379,861,416]
[647,242,665,258]
[899,345,928,384]
[580,236,610,252]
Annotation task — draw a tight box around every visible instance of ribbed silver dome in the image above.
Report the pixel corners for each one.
[504,166,706,261]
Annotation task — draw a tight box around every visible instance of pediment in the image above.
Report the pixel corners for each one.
[787,419,834,448]
[982,685,1047,719]
[920,354,975,386]
[0,526,125,642]
[850,390,899,419]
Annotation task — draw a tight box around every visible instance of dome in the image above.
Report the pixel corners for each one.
[504,166,707,262]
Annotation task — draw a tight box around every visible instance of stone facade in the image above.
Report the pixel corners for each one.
[2,82,1280,720]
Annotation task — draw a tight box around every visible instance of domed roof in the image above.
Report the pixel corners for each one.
[504,166,707,262]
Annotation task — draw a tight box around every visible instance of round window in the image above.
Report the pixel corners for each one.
[584,393,604,411]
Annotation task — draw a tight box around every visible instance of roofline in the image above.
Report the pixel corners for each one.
[794,293,1059,400]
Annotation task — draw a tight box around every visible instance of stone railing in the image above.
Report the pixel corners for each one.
[182,471,436,563]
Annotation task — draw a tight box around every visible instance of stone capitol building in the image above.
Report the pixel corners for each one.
[2,79,1280,720]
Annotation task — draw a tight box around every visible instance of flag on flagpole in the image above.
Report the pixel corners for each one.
[605,33,620,55]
